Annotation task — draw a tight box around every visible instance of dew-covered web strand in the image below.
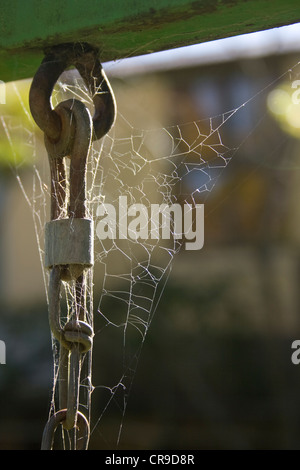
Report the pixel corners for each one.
[5,55,300,448]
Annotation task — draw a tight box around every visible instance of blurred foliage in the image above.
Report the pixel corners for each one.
[0,79,34,171]
[267,81,300,139]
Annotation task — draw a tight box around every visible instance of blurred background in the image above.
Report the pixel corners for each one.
[1,24,300,449]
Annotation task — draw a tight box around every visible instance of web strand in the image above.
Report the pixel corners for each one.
[6,55,300,448]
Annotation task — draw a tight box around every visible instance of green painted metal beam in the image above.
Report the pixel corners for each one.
[0,0,300,82]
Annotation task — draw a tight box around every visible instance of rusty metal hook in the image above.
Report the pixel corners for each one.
[29,42,116,142]
[44,98,93,220]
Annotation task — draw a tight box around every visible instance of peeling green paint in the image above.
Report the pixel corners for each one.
[0,0,299,82]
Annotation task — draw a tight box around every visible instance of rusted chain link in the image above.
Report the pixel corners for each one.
[29,42,115,142]
[41,409,90,450]
[29,43,116,450]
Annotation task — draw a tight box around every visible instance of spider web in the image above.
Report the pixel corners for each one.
[44,70,249,448]
[4,53,300,449]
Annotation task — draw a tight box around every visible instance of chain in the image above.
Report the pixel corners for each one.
[29,43,116,450]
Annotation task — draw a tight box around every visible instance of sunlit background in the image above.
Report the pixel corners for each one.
[1,23,300,449]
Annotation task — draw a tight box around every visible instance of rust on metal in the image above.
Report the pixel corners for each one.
[29,42,116,450]
[29,43,116,142]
